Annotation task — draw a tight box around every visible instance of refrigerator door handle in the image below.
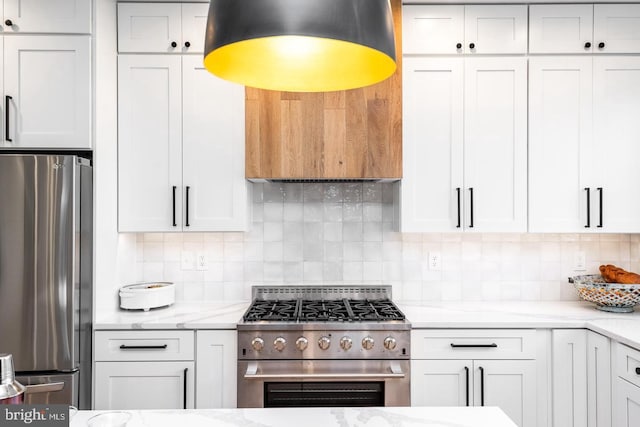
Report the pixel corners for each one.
[25,382,65,394]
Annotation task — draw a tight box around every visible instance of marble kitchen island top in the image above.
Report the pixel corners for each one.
[72,406,517,427]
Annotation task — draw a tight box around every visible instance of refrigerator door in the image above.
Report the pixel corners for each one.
[17,372,78,406]
[0,154,78,372]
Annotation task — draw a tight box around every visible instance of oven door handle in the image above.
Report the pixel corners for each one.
[244,361,406,380]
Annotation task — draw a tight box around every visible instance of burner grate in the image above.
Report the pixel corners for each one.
[242,298,405,323]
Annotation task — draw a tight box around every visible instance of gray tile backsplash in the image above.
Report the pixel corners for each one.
[132,183,639,302]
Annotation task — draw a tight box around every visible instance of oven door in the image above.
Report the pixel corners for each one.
[237,359,410,408]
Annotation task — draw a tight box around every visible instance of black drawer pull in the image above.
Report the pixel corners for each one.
[451,343,498,348]
[183,368,188,409]
[464,366,470,406]
[479,366,485,406]
[119,344,168,350]
[635,367,640,375]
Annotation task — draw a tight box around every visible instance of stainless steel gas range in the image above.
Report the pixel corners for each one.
[237,285,410,408]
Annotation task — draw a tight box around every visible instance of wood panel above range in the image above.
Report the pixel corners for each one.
[245,0,402,180]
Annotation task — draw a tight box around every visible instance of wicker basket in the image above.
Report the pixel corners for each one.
[571,274,640,313]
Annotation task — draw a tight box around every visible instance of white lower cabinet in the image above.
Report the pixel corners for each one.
[94,361,194,410]
[552,329,588,427]
[195,330,237,409]
[588,331,611,427]
[94,330,195,410]
[552,329,612,427]
[411,329,537,427]
[613,342,640,427]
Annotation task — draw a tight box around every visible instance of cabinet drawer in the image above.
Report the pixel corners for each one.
[615,342,640,388]
[412,329,536,359]
[95,330,194,361]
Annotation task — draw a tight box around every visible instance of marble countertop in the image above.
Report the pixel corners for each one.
[95,301,250,330]
[95,300,640,350]
[71,406,517,427]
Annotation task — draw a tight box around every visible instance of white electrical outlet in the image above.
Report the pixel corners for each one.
[428,252,441,271]
[574,251,586,271]
[196,252,208,271]
[181,251,195,270]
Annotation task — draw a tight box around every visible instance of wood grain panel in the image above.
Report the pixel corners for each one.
[245,0,402,179]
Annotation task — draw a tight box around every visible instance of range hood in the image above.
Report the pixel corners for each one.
[244,0,402,182]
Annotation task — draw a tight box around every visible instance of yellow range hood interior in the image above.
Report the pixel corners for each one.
[242,0,402,181]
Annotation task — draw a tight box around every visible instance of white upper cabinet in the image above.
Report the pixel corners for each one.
[117,54,248,232]
[2,35,91,148]
[181,56,248,231]
[530,4,640,54]
[403,5,527,55]
[402,56,527,232]
[118,2,208,53]
[2,0,90,34]
[463,57,527,233]
[528,56,594,232]
[118,55,183,232]
[463,5,527,54]
[403,5,464,54]
[594,4,640,53]
[402,57,464,232]
[529,4,594,53]
[592,56,640,232]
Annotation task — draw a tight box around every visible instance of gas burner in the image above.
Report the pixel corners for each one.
[242,298,405,323]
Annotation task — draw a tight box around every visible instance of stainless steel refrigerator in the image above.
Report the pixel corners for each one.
[0,153,92,409]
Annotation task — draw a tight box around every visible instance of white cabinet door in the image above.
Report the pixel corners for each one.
[3,0,91,33]
[117,3,182,53]
[402,5,464,55]
[181,3,208,54]
[94,361,195,410]
[474,360,536,427]
[464,5,528,54]
[401,57,464,232]
[118,55,182,232]
[594,4,640,54]
[592,57,640,233]
[529,4,594,54]
[182,56,248,232]
[528,56,594,233]
[552,329,588,427]
[2,35,90,148]
[464,57,527,232]
[411,360,471,407]
[587,331,611,427]
[613,378,640,427]
[195,330,237,409]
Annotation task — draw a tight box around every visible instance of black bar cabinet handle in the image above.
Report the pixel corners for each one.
[185,186,190,227]
[172,186,177,227]
[451,343,498,348]
[464,366,470,406]
[597,187,603,228]
[468,188,474,228]
[479,366,485,406]
[584,187,590,228]
[456,187,461,228]
[183,368,188,409]
[5,95,12,142]
[119,344,168,350]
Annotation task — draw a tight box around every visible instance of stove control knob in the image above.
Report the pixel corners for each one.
[318,336,331,350]
[273,336,287,352]
[295,337,308,351]
[383,336,397,350]
[251,337,265,352]
[339,336,353,351]
[362,336,375,350]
